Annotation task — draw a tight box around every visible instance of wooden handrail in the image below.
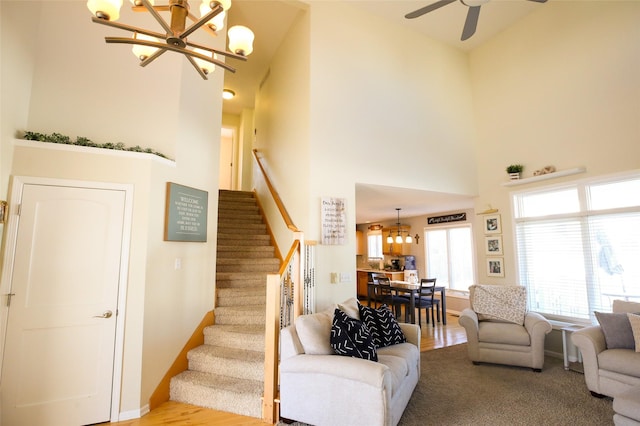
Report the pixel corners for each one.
[252,149,299,232]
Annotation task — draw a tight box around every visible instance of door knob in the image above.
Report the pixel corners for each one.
[93,310,113,319]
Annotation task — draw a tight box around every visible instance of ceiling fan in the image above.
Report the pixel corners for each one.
[405,0,548,41]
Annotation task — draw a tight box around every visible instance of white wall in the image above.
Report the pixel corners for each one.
[305,2,478,310]
[1,1,224,415]
[470,1,640,284]
[253,2,479,311]
[253,6,311,255]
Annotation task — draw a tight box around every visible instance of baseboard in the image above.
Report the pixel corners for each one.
[118,404,149,421]
[148,310,215,410]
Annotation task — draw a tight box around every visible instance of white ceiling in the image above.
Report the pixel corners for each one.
[222,0,550,224]
[355,183,475,224]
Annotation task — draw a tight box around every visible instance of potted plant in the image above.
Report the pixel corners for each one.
[506,164,524,180]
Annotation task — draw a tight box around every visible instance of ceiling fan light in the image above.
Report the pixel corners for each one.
[131,33,160,60]
[87,0,123,21]
[228,25,254,56]
[193,48,216,75]
[200,4,225,31]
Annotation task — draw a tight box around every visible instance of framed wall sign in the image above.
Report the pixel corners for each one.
[321,197,346,245]
[483,214,501,234]
[487,258,505,277]
[485,235,503,255]
[164,182,208,242]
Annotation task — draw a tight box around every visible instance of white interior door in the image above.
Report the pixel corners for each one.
[219,128,234,190]
[1,181,128,425]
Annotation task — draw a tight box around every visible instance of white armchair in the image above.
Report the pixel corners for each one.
[459,285,552,371]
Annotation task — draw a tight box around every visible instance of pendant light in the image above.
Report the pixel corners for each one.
[388,208,413,244]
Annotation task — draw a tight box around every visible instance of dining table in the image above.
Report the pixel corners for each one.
[367,280,447,325]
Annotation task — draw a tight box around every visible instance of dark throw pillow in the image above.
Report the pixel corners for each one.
[358,303,406,348]
[330,308,377,361]
[595,311,635,349]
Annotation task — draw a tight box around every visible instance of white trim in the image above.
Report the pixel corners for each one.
[0,176,134,423]
[118,404,150,421]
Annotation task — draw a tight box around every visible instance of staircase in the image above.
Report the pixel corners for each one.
[169,190,280,418]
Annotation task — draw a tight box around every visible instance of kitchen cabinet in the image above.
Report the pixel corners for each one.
[357,270,370,298]
[382,226,411,256]
[356,230,364,256]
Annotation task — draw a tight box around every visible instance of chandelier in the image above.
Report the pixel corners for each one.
[387,208,413,245]
[87,0,255,80]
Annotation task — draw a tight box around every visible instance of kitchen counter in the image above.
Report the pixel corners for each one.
[356,269,406,298]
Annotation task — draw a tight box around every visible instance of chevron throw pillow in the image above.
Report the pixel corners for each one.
[330,308,378,361]
[358,303,406,348]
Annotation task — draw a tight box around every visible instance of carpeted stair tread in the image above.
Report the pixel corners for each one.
[170,370,263,418]
[215,305,267,325]
[217,289,266,307]
[216,281,267,290]
[188,345,265,381]
[216,262,279,273]
[217,222,267,231]
[218,234,271,243]
[204,324,265,351]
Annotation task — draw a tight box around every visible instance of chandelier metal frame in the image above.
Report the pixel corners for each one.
[90,0,248,80]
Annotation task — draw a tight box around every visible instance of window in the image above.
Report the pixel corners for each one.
[425,225,475,291]
[513,172,640,322]
[367,232,382,259]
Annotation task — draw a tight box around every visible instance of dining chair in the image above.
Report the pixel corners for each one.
[369,272,388,308]
[414,278,440,328]
[377,277,410,321]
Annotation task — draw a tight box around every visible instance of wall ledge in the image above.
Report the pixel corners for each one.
[14,139,176,167]
[501,167,586,187]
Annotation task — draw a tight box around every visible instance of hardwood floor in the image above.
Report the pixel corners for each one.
[108,313,466,426]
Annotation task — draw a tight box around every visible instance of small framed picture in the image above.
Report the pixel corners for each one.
[485,235,503,255]
[483,214,501,234]
[487,258,505,277]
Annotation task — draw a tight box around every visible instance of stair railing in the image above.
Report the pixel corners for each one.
[253,149,315,424]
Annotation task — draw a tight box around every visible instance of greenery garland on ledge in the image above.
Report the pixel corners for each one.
[21,131,169,159]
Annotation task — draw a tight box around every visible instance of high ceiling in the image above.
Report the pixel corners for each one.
[222,0,549,223]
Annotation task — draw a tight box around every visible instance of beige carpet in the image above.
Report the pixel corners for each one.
[280,344,614,426]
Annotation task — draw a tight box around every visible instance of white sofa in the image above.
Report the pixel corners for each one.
[571,300,640,425]
[571,300,640,398]
[279,298,421,426]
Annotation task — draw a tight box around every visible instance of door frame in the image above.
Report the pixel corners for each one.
[0,176,134,421]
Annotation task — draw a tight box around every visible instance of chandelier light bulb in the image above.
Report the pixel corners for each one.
[193,48,216,75]
[200,4,225,31]
[131,33,160,60]
[204,0,231,11]
[87,0,123,21]
[228,25,254,56]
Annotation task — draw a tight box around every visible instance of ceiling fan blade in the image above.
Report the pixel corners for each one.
[461,5,480,41]
[405,0,457,19]
[527,0,548,2]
